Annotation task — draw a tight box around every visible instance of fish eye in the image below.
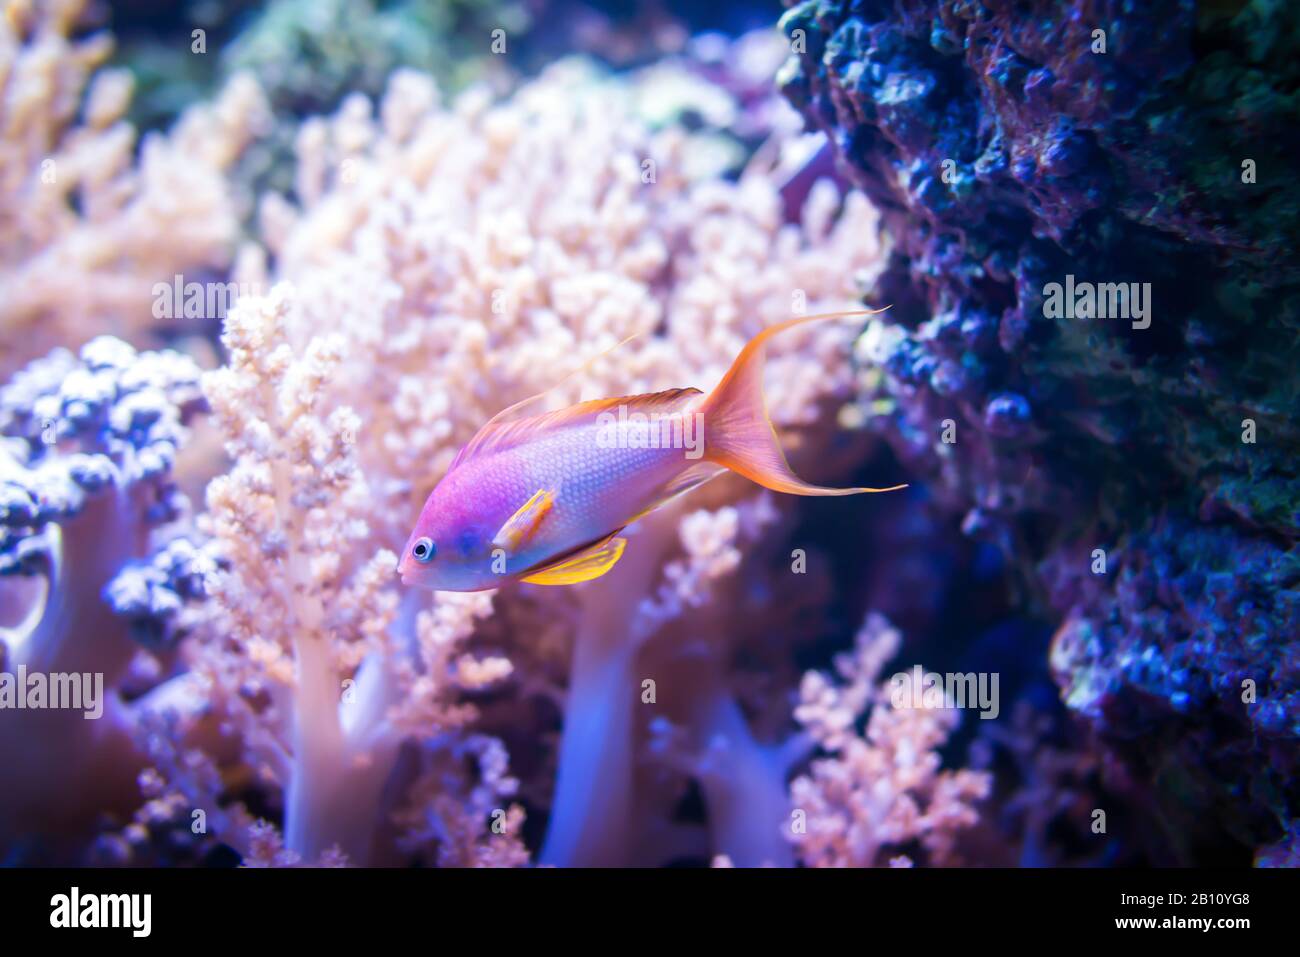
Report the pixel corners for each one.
[411,537,436,563]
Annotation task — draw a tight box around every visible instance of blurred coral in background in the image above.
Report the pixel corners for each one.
[0,0,268,378]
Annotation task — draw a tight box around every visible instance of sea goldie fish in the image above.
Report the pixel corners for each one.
[398,309,906,591]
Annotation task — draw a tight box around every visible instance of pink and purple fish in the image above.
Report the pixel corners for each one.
[398,309,906,591]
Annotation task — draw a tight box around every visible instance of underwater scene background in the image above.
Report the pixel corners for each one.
[0,0,1296,868]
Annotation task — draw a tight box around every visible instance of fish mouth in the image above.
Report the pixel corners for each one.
[397,561,418,587]
[399,565,436,589]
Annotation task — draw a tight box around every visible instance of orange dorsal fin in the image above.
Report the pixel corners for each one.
[698,308,908,496]
[451,332,645,471]
[453,388,703,467]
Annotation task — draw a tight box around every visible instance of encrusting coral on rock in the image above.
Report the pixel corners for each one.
[777,0,1300,861]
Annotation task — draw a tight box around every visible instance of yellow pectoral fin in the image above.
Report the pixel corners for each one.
[521,535,628,586]
[492,488,556,553]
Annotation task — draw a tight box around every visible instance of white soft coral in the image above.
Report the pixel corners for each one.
[789,614,990,867]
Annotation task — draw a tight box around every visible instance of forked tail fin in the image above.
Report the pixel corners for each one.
[697,309,908,496]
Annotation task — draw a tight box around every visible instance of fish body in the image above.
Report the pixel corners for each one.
[399,309,905,591]
[403,396,708,590]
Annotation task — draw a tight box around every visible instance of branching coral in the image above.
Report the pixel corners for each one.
[0,0,269,378]
[79,286,530,867]
[192,288,407,863]
[788,613,990,867]
[392,733,530,868]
